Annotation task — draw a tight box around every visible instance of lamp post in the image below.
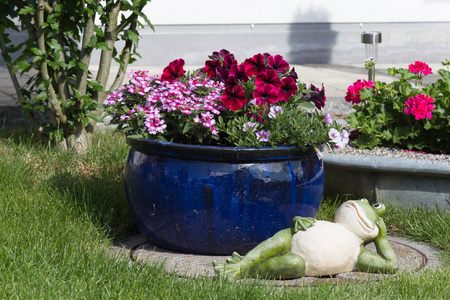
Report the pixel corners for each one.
[361,31,382,81]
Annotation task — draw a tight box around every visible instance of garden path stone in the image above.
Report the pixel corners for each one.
[109,233,445,286]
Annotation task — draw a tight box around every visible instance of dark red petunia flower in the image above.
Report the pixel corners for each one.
[161,59,185,81]
[204,59,222,78]
[244,54,267,77]
[253,84,279,106]
[229,63,249,82]
[278,77,298,102]
[222,53,237,69]
[221,85,247,111]
[303,84,326,110]
[209,49,230,60]
[255,69,282,89]
[267,55,290,74]
[282,67,298,81]
[224,76,238,89]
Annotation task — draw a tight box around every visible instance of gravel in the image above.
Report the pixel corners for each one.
[323,142,450,163]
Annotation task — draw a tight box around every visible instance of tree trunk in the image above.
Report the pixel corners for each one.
[60,121,93,152]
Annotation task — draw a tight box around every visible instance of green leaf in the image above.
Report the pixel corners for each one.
[18,6,34,15]
[96,42,111,51]
[297,102,315,109]
[86,111,104,122]
[77,62,89,74]
[125,30,139,45]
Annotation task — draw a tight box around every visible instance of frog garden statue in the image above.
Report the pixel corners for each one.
[213,199,399,280]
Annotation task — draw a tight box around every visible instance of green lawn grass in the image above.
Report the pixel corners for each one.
[0,130,448,299]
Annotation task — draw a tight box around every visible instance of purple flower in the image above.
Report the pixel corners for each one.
[268,105,284,119]
[243,121,258,132]
[328,128,341,143]
[256,130,270,142]
[324,112,333,125]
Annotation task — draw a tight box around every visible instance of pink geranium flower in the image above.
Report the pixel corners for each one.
[408,61,432,75]
[161,59,185,81]
[221,85,247,111]
[345,79,374,104]
[404,94,434,120]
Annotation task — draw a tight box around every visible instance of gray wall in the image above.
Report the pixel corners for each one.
[2,22,450,66]
[111,22,450,66]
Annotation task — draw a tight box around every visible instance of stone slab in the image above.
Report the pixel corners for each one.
[109,234,446,286]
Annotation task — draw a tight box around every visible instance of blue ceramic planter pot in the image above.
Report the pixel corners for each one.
[125,138,325,255]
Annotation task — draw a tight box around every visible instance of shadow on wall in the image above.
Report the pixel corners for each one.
[287,9,337,64]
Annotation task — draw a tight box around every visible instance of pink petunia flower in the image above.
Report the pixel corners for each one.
[253,84,279,106]
[345,79,374,104]
[221,85,247,111]
[404,94,434,120]
[243,54,267,77]
[229,63,249,83]
[278,77,298,102]
[267,55,290,74]
[255,69,282,89]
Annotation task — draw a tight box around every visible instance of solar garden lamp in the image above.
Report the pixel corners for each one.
[361,31,382,81]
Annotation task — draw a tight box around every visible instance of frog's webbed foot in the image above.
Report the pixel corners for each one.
[213,260,242,281]
[292,216,316,233]
[226,252,242,264]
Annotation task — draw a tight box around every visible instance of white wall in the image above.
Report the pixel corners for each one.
[144,0,450,25]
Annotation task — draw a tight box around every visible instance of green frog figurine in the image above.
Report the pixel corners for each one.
[213,199,398,280]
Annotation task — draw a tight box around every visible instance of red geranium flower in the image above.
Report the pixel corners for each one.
[161,59,185,81]
[221,85,247,111]
[408,61,432,75]
[267,55,290,73]
[255,69,282,89]
[244,54,266,77]
[278,77,298,102]
[404,94,434,120]
[253,84,279,106]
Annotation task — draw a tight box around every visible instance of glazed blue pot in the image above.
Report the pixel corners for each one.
[125,138,325,255]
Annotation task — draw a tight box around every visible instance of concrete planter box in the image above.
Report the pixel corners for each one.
[323,154,450,211]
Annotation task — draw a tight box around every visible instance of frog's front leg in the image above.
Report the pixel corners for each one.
[355,217,399,273]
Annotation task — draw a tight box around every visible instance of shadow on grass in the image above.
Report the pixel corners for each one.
[47,168,138,241]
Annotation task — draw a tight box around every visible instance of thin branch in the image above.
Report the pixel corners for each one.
[109,31,133,91]
[94,0,121,103]
[75,0,99,95]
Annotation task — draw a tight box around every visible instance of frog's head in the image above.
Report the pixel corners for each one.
[334,199,385,241]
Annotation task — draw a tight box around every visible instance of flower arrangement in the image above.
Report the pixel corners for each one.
[104,49,347,152]
[345,60,450,153]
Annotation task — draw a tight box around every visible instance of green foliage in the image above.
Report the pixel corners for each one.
[348,65,450,153]
[0,0,153,149]
[0,135,449,298]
